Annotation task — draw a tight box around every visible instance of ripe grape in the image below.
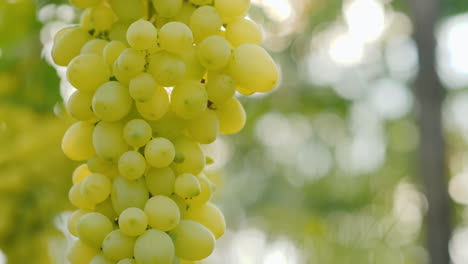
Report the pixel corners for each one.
[77,212,114,248]
[118,207,148,236]
[127,19,158,50]
[169,220,215,261]
[134,229,175,264]
[102,230,136,261]
[144,138,175,168]
[174,173,201,198]
[144,195,180,231]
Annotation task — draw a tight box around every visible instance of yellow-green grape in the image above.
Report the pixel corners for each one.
[145,167,175,196]
[152,0,183,18]
[118,151,146,180]
[129,73,156,102]
[90,3,116,31]
[117,259,135,264]
[123,119,152,148]
[67,54,111,94]
[77,212,114,248]
[226,18,262,47]
[214,0,250,23]
[102,230,136,261]
[148,111,186,140]
[119,207,148,236]
[111,176,148,214]
[174,2,196,26]
[171,137,205,175]
[144,138,175,168]
[114,48,146,81]
[109,0,146,22]
[52,26,92,66]
[215,97,246,134]
[62,121,95,161]
[206,73,235,105]
[135,86,170,120]
[159,22,193,55]
[81,39,109,56]
[189,0,212,5]
[169,220,215,261]
[228,44,279,93]
[197,35,231,71]
[92,81,132,122]
[80,173,112,204]
[72,163,92,184]
[103,40,127,66]
[186,173,213,206]
[185,202,225,239]
[127,19,158,50]
[189,6,222,43]
[70,0,102,8]
[237,85,255,95]
[170,194,188,218]
[180,45,206,81]
[171,80,207,120]
[96,198,119,222]
[67,240,100,264]
[187,110,218,144]
[67,90,95,121]
[145,196,180,231]
[80,9,93,31]
[134,229,175,264]
[174,173,201,198]
[148,51,186,87]
[90,253,115,264]
[68,209,91,237]
[69,182,96,210]
[93,121,128,162]
[88,155,114,173]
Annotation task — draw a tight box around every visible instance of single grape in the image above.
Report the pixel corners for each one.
[159,22,194,55]
[144,195,180,231]
[186,109,219,144]
[148,51,186,87]
[145,167,176,196]
[67,90,95,121]
[152,0,183,18]
[127,19,158,50]
[174,173,201,198]
[129,73,157,102]
[62,121,95,161]
[197,35,231,71]
[103,40,127,66]
[80,173,112,204]
[135,86,169,121]
[226,17,262,47]
[144,138,175,168]
[118,207,148,236]
[77,212,114,248]
[92,81,133,122]
[102,230,136,261]
[123,119,152,148]
[214,0,251,23]
[215,97,246,134]
[93,121,129,162]
[81,39,109,55]
[168,220,215,261]
[189,6,222,43]
[111,176,148,215]
[134,229,175,264]
[171,137,205,175]
[185,202,225,239]
[72,163,92,184]
[67,54,111,94]
[90,3,116,31]
[67,240,100,264]
[170,80,208,120]
[118,151,146,180]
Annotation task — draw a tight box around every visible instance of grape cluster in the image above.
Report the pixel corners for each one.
[53,0,278,263]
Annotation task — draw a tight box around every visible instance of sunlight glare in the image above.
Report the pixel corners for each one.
[344,0,385,42]
[329,34,364,65]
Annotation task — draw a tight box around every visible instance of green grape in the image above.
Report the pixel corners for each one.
[170,194,188,218]
[102,230,136,261]
[68,209,91,237]
[134,229,175,264]
[189,0,212,5]
[197,35,231,71]
[148,51,186,87]
[90,253,115,264]
[174,173,200,198]
[90,3,116,31]
[77,212,114,248]
[67,54,111,94]
[173,2,196,26]
[80,173,112,204]
[62,121,95,161]
[118,151,146,180]
[114,48,146,82]
[144,138,175,168]
[52,26,92,66]
[226,17,262,47]
[236,85,255,95]
[109,22,131,44]
[88,155,114,173]
[127,19,158,50]
[96,198,119,222]
[117,259,135,264]
[67,90,95,121]
[186,173,214,206]
[129,73,156,102]
[171,137,205,175]
[189,6,222,43]
[145,167,175,196]
[67,240,100,264]
[214,0,250,23]
[145,196,180,231]
[135,86,169,120]
[92,81,132,122]
[185,202,225,239]
[169,220,215,261]
[111,176,148,214]
[103,40,127,66]
[81,39,109,55]
[70,0,102,8]
[109,0,146,22]
[228,44,279,93]
[93,121,129,162]
[69,182,96,210]
[187,109,218,144]
[118,207,148,236]
[152,0,183,18]
[123,119,152,148]
[180,45,206,81]
[80,9,93,31]
[215,97,246,134]
[159,22,193,55]
[72,163,92,184]
[206,73,236,105]
[148,111,186,140]
[170,80,207,120]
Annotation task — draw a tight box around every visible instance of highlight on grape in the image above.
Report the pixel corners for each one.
[54,0,279,262]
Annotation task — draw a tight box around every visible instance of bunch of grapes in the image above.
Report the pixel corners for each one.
[53,0,278,263]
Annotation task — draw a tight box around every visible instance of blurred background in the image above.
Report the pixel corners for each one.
[1,0,468,263]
